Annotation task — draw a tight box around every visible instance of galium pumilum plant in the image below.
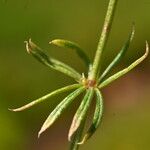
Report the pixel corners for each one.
[10,0,149,150]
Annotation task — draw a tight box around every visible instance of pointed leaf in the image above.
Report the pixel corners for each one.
[25,39,81,80]
[99,41,149,89]
[99,24,135,83]
[68,88,94,141]
[50,39,91,67]
[78,88,103,145]
[38,87,85,137]
[9,84,81,112]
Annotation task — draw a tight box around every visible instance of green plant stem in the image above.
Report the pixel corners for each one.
[90,0,118,80]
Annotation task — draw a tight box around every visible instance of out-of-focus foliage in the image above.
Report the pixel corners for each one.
[0,0,149,150]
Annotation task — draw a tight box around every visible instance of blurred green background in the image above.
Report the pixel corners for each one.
[0,0,150,150]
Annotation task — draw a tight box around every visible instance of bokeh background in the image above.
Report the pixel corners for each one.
[0,0,150,150]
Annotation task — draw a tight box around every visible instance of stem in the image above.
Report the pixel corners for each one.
[90,0,118,80]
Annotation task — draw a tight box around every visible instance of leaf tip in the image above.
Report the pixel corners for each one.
[24,38,38,54]
[145,41,149,54]
[24,38,33,54]
[77,136,86,145]
[8,108,15,112]
[49,39,65,47]
[143,41,149,60]
[38,128,44,138]
[68,117,79,141]
[68,128,75,142]
[38,123,50,138]
[130,23,135,41]
[8,108,20,112]
[8,104,30,112]
[49,39,56,44]
[38,131,41,138]
[24,40,30,54]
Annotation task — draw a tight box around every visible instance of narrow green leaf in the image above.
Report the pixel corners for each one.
[78,88,103,145]
[99,24,135,83]
[38,87,85,137]
[25,39,81,81]
[50,39,91,67]
[9,84,81,112]
[99,41,149,89]
[68,88,94,141]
